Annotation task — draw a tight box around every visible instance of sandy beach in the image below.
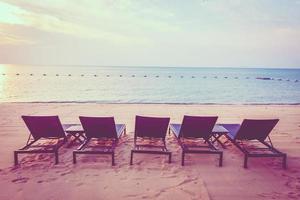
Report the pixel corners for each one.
[0,103,299,200]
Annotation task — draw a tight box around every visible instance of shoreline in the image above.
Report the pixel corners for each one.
[2,102,300,105]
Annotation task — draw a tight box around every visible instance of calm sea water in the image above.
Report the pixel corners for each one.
[0,64,299,104]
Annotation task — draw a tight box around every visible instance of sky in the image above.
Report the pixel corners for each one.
[0,0,300,68]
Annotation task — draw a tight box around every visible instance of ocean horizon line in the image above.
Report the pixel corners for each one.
[1,64,300,70]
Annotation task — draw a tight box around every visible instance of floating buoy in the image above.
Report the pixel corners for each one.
[214,76,217,79]
[192,76,195,78]
[180,76,184,78]
[68,74,72,76]
[30,74,33,76]
[246,77,249,79]
[203,76,206,78]
[2,73,5,75]
[16,73,20,76]
[286,79,290,81]
[224,77,228,79]
[256,77,271,80]
[156,75,159,78]
[120,75,122,77]
[56,74,59,76]
[278,79,282,81]
[94,75,97,77]
[81,74,84,77]
[106,75,110,77]
[43,74,47,76]
[168,76,171,78]
[144,75,147,77]
[131,75,135,77]
[295,80,298,82]
[234,77,238,79]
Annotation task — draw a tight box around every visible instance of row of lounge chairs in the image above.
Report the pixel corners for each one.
[14,115,287,169]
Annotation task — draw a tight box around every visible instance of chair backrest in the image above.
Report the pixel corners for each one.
[22,115,66,140]
[134,115,170,139]
[79,116,117,139]
[235,119,279,141]
[179,115,218,139]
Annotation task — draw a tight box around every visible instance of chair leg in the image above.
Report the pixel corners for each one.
[168,153,172,163]
[219,152,223,167]
[283,154,287,169]
[73,152,77,164]
[112,152,115,166]
[181,151,185,166]
[55,151,59,164]
[130,151,133,165]
[14,151,18,166]
[244,155,248,168]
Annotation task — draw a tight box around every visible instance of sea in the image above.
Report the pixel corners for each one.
[0,64,299,104]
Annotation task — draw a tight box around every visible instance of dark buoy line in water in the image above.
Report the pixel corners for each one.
[1,73,298,83]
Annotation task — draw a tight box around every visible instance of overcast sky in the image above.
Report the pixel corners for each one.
[0,0,299,68]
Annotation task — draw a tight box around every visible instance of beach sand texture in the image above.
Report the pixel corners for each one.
[0,103,299,200]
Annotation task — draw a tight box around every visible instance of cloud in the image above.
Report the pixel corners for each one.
[0,32,33,45]
[1,0,181,37]
[0,0,300,67]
